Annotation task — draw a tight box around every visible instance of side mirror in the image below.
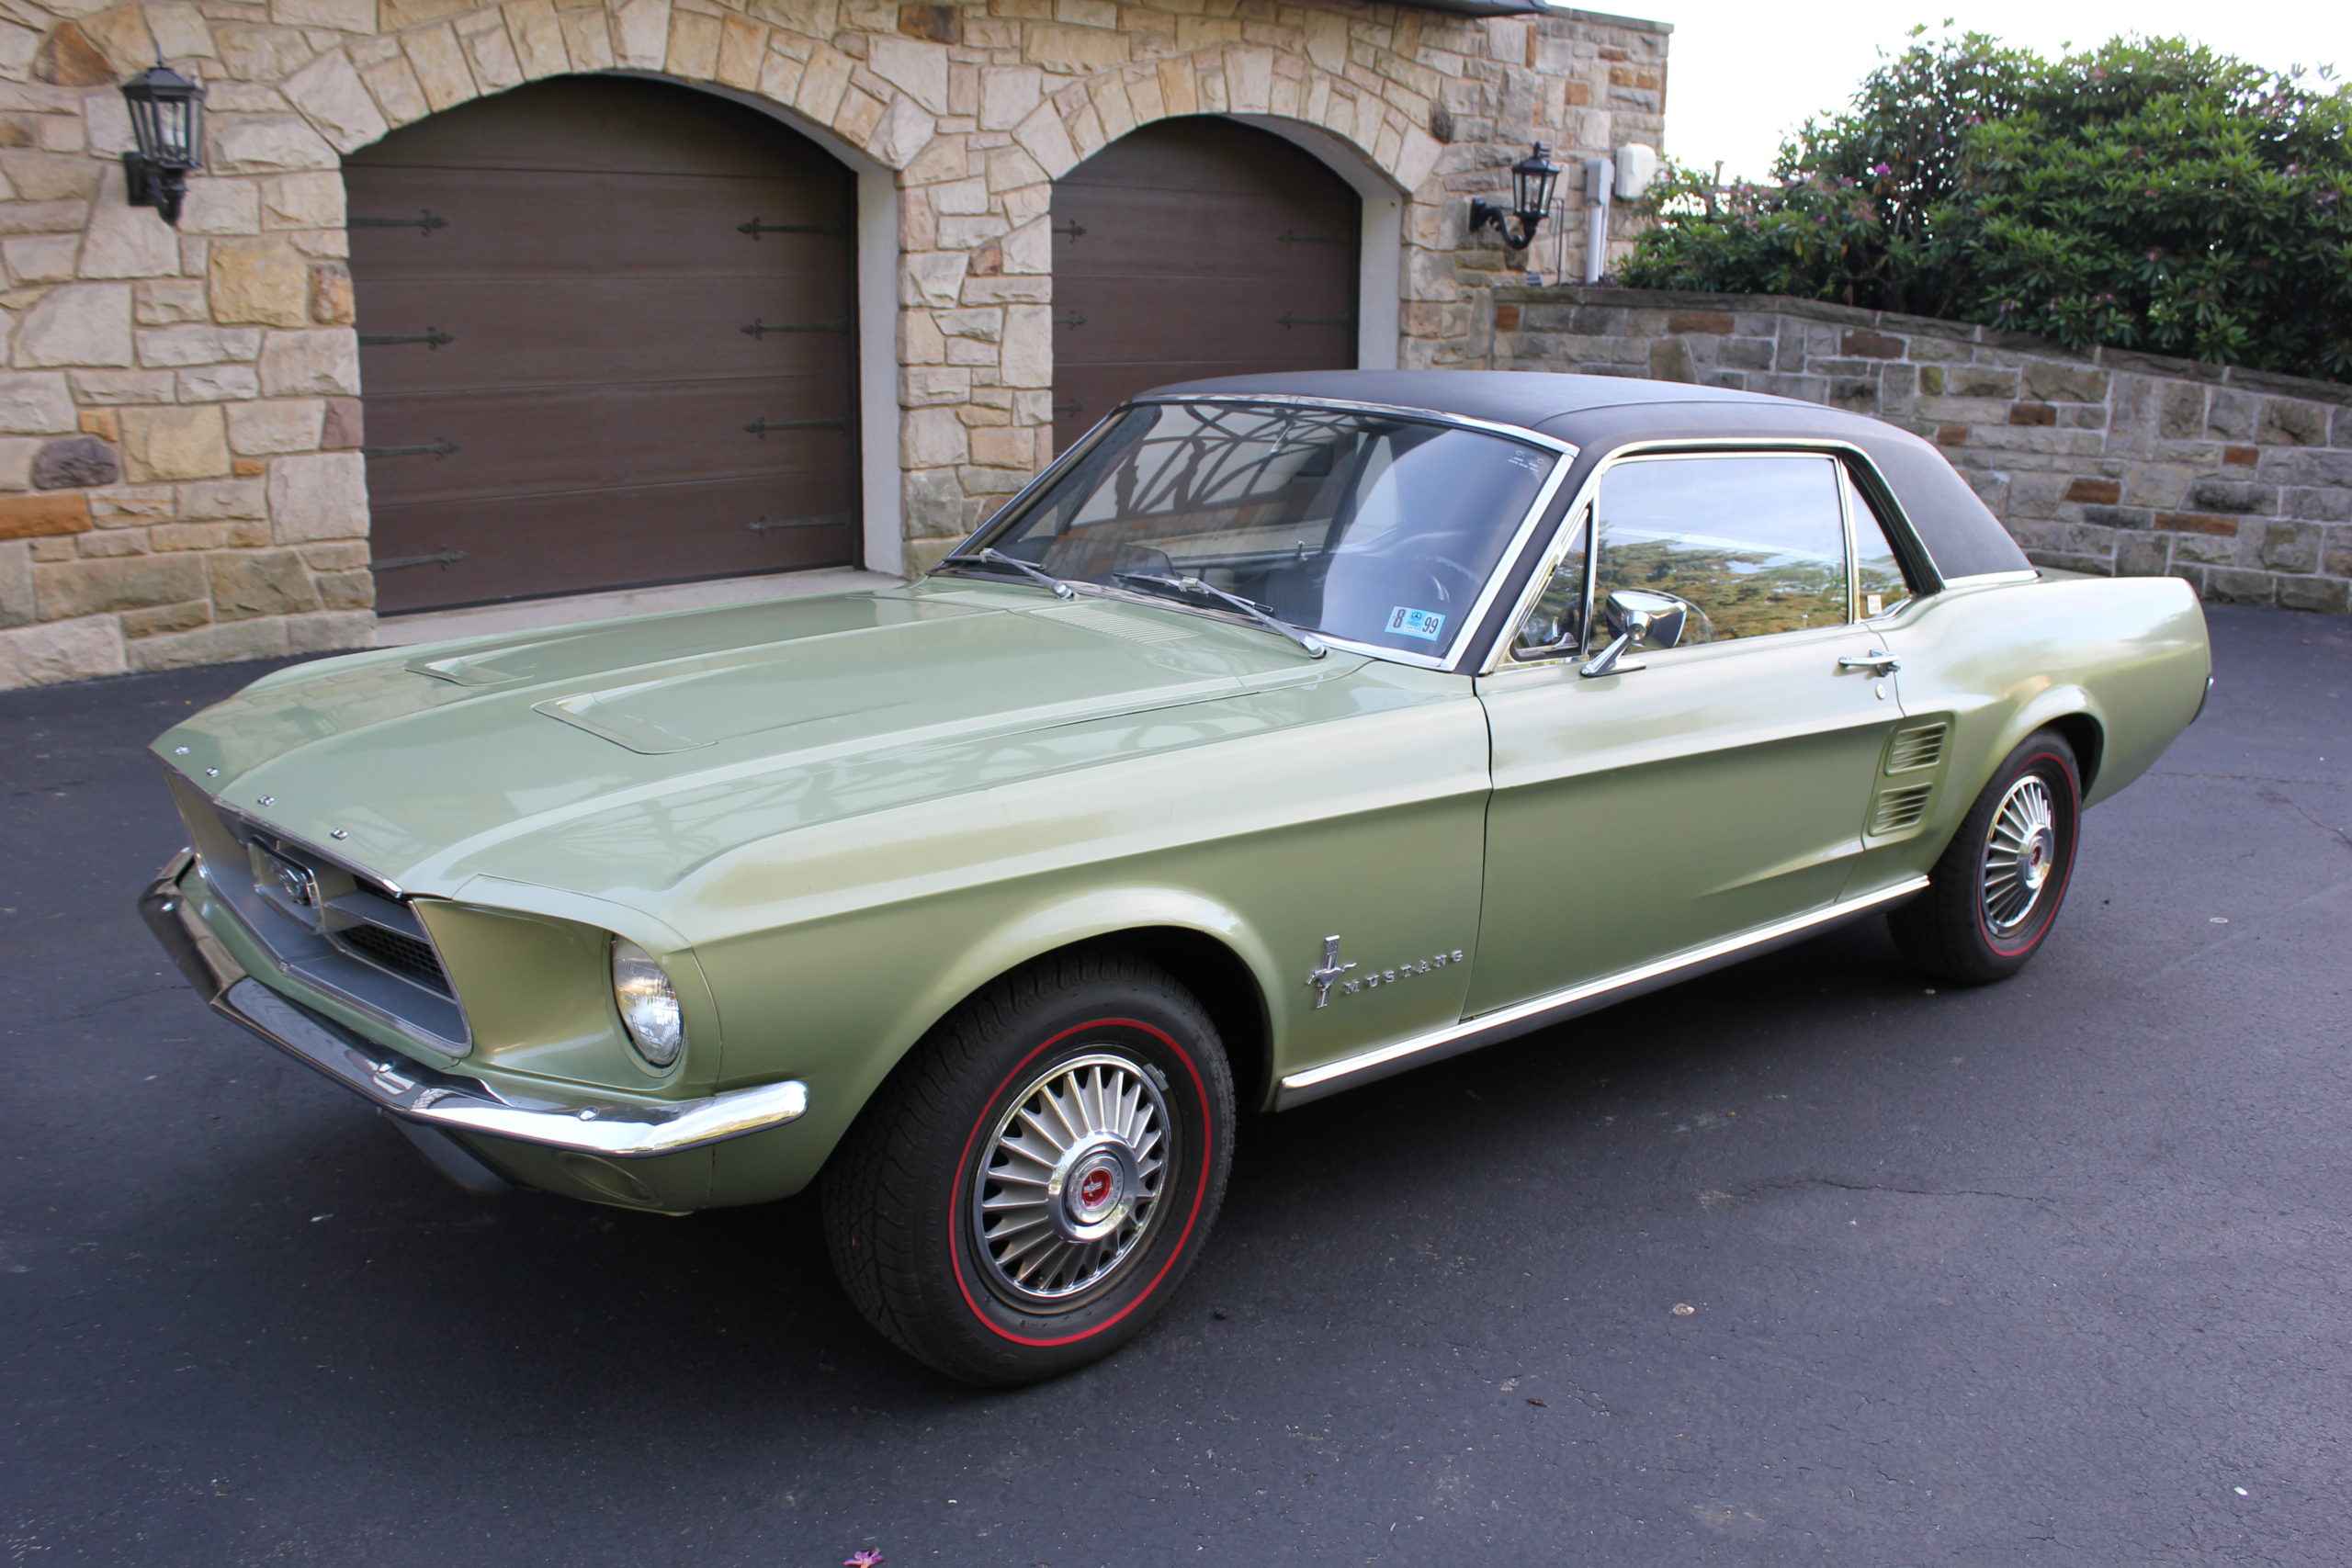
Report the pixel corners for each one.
[1578,589,1692,679]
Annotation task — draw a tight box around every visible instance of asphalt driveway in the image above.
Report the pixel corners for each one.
[5,604,2347,1567]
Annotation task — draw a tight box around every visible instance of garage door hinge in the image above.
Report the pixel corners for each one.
[740,318,851,337]
[743,418,851,437]
[370,549,468,572]
[749,511,851,534]
[358,329,455,350]
[1052,220,1086,240]
[1053,311,1086,329]
[350,210,448,232]
[363,437,459,460]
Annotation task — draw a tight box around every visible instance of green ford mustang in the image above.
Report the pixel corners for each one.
[141,372,2211,1383]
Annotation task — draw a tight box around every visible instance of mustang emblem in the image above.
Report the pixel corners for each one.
[270,857,317,908]
[1306,935,1357,1010]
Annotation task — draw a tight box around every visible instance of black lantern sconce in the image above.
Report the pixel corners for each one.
[119,62,206,227]
[1468,142,1561,251]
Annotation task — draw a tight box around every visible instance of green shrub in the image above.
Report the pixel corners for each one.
[1618,31,2352,383]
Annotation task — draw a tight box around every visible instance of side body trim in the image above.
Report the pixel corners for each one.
[1275,874,1929,1107]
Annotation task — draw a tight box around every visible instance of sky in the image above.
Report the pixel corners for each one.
[1637,1,2352,181]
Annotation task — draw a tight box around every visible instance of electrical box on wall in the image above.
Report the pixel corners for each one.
[1614,143,1659,200]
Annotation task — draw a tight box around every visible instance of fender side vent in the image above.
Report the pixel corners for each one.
[1870,782,1936,836]
[1885,721,1948,774]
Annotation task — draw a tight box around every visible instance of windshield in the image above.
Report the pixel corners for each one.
[958,400,1560,659]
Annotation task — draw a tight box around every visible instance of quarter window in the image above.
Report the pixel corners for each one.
[1589,455,1851,647]
[1847,470,1916,618]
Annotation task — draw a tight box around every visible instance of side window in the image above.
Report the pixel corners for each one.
[1510,514,1589,660]
[1846,469,1916,619]
[1589,455,1850,647]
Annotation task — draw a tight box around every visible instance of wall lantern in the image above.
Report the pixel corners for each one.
[119,62,206,227]
[1468,142,1560,251]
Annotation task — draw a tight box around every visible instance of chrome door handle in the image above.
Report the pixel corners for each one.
[1838,650,1901,674]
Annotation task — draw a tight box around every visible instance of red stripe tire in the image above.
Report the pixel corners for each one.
[1890,728,2083,985]
[823,952,1234,1386]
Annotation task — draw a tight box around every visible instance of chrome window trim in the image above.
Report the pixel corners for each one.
[934,393,1577,673]
[1481,437,1941,674]
[1942,569,2042,587]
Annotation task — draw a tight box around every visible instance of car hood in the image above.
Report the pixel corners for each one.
[152,582,1368,899]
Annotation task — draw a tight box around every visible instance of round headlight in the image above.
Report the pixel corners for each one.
[612,938,684,1069]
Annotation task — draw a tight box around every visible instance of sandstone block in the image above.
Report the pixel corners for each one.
[315,569,375,610]
[321,399,363,450]
[309,263,355,326]
[179,479,267,521]
[178,365,265,402]
[181,177,264,237]
[5,234,79,285]
[266,452,367,541]
[228,398,326,455]
[260,330,360,397]
[0,491,90,538]
[15,282,134,368]
[280,50,390,155]
[262,173,346,231]
[208,547,322,620]
[901,405,967,468]
[0,437,37,490]
[33,550,205,618]
[209,238,311,329]
[0,538,31,627]
[138,324,267,369]
[2278,575,2351,615]
[869,36,950,112]
[283,609,375,654]
[32,23,115,88]
[0,371,74,434]
[129,615,292,672]
[2258,398,2328,447]
[404,26,480,111]
[31,435,119,490]
[210,116,340,175]
[133,278,209,326]
[0,614,128,688]
[120,405,231,483]
[0,199,92,237]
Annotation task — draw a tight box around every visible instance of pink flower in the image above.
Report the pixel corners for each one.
[843,1552,885,1567]
[1871,162,1893,177]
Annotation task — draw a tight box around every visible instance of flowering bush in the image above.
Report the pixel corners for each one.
[1619,32,2352,383]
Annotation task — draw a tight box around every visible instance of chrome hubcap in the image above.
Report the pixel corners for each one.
[972,1052,1170,1306]
[1983,775,2059,933]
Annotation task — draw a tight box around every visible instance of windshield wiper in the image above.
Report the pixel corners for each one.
[938,547,1075,599]
[1112,572,1327,659]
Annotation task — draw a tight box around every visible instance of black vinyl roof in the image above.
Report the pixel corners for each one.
[1143,369,2031,582]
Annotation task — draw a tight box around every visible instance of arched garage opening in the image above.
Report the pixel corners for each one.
[345,76,860,615]
[1048,117,1361,452]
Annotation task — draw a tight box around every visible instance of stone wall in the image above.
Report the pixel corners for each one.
[1493,285,2352,613]
[0,0,1669,689]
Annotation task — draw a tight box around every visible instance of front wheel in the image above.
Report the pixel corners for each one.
[821,953,1234,1386]
[1889,729,2082,985]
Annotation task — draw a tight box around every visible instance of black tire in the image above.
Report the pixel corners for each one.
[1889,728,2082,985]
[821,952,1234,1386]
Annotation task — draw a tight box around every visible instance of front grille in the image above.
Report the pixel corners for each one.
[167,773,469,1053]
[336,921,450,991]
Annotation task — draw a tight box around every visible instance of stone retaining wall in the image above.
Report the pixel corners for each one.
[1494,285,2352,614]
[0,0,1670,689]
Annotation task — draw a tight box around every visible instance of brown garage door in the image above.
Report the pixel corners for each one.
[346,76,857,615]
[1049,118,1358,452]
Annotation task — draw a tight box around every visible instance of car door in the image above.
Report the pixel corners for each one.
[1466,449,1914,1017]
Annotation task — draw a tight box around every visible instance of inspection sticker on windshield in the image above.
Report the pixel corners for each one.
[1386,606,1447,641]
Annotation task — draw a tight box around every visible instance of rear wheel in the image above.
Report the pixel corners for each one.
[1889,729,2082,984]
[822,953,1233,1386]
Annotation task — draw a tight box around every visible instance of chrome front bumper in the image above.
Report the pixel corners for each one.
[139,853,809,1160]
